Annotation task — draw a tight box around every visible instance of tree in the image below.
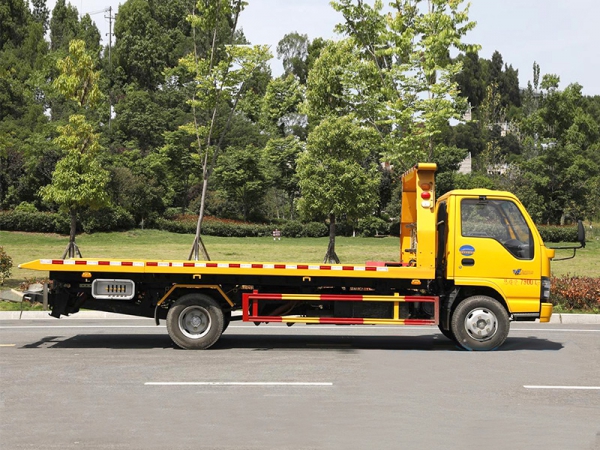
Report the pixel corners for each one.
[276,32,309,83]
[262,135,303,219]
[180,0,271,260]
[331,0,478,169]
[297,116,380,263]
[517,80,600,223]
[214,145,267,221]
[49,0,81,52]
[41,40,109,258]
[261,74,305,137]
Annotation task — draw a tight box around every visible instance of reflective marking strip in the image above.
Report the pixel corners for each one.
[35,260,392,273]
[144,382,333,386]
[524,385,600,390]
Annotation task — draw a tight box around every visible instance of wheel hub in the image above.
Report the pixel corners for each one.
[464,308,497,341]
[179,305,211,339]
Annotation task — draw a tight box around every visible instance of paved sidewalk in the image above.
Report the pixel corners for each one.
[1,310,599,323]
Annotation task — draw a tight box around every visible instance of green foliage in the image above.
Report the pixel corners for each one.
[0,210,70,234]
[297,116,381,222]
[213,145,267,221]
[276,32,309,83]
[536,225,578,243]
[80,207,136,233]
[330,0,478,168]
[41,115,110,213]
[551,275,600,311]
[0,246,13,285]
[357,216,389,237]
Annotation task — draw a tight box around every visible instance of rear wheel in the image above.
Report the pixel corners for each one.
[450,295,509,351]
[166,294,224,349]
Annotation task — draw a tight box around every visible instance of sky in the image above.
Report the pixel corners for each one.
[50,0,600,95]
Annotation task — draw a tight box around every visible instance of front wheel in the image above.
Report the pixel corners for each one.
[166,294,224,349]
[450,295,510,351]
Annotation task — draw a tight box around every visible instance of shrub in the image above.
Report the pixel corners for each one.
[14,202,38,213]
[537,225,578,243]
[358,216,389,237]
[302,222,328,237]
[81,207,136,233]
[550,275,600,311]
[0,246,12,285]
[0,210,70,234]
[280,221,303,238]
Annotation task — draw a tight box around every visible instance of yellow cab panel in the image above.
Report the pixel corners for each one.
[446,190,543,314]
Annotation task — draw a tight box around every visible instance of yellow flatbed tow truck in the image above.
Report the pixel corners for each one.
[21,163,576,351]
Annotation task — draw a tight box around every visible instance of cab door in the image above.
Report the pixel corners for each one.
[452,195,541,313]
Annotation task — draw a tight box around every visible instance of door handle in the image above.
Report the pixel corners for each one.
[461,258,475,266]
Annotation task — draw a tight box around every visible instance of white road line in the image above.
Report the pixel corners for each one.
[1,325,599,332]
[512,328,600,332]
[524,385,600,390]
[0,325,163,329]
[145,382,333,386]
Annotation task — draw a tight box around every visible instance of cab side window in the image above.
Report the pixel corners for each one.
[461,199,534,260]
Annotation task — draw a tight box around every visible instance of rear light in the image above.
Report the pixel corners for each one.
[541,276,551,300]
[421,191,431,200]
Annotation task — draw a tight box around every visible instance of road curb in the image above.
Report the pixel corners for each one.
[0,311,598,323]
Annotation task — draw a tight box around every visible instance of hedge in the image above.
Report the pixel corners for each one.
[0,208,135,234]
[0,210,70,234]
[536,225,578,243]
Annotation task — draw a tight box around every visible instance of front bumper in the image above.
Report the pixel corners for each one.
[539,302,553,322]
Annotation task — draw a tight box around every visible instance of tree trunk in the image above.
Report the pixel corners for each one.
[61,209,82,259]
[189,177,210,261]
[323,212,340,264]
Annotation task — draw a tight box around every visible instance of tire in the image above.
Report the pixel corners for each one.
[222,310,231,333]
[450,295,510,351]
[166,294,224,350]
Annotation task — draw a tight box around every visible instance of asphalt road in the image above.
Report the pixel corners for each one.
[1,319,599,450]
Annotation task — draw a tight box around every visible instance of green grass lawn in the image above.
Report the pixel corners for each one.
[1,228,598,290]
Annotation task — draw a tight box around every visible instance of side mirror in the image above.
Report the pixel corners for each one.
[550,219,586,260]
[577,220,586,248]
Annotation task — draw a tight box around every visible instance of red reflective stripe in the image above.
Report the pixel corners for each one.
[122,261,133,266]
[147,262,158,267]
[342,266,354,271]
[404,319,435,325]
[75,260,87,265]
[229,264,240,268]
[207,263,218,268]
[183,263,195,267]
[52,260,64,265]
[297,265,308,270]
[99,261,110,266]
[365,266,377,271]
[274,264,286,269]
[319,265,331,270]
[252,264,263,269]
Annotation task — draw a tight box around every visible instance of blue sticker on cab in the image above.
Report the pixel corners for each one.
[459,245,475,256]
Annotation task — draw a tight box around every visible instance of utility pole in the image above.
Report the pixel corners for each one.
[105,6,114,132]
[89,7,115,132]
